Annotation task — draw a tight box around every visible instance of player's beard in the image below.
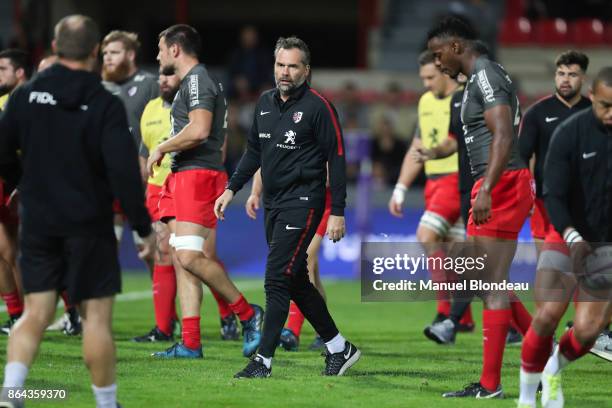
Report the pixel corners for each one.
[556,86,578,103]
[0,84,12,95]
[0,78,17,95]
[102,59,132,83]
[161,88,178,104]
[276,75,306,97]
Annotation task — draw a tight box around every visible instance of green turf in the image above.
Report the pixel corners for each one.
[0,273,610,407]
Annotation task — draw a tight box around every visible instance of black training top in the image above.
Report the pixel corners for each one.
[227,82,347,215]
[544,108,612,242]
[0,64,151,237]
[519,94,591,198]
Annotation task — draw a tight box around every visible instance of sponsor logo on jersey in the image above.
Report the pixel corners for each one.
[284,130,296,144]
[128,86,137,97]
[188,74,199,107]
[134,74,146,82]
[276,130,300,150]
[292,111,303,123]
[29,91,57,105]
[259,133,271,139]
[477,69,495,103]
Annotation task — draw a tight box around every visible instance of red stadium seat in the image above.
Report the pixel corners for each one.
[605,22,612,44]
[499,17,533,45]
[533,18,569,45]
[570,19,605,46]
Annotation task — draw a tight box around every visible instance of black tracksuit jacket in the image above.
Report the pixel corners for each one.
[544,108,612,242]
[227,83,347,216]
[0,64,151,237]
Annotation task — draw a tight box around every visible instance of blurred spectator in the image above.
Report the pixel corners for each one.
[371,117,407,187]
[227,26,273,99]
[342,113,363,182]
[369,81,414,140]
[335,81,370,130]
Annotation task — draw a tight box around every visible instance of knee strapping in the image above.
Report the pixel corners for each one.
[172,235,205,252]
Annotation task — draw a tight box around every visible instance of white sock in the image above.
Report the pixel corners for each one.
[325,333,346,354]
[518,368,541,406]
[3,362,28,388]
[544,344,570,375]
[256,354,272,369]
[92,383,117,408]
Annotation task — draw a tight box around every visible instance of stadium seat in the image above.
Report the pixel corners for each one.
[605,22,612,44]
[533,18,569,45]
[498,17,533,45]
[569,19,605,46]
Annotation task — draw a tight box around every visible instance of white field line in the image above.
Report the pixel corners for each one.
[0,279,340,313]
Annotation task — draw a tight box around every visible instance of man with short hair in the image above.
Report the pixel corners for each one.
[34,52,83,337]
[215,36,360,378]
[0,49,30,108]
[102,30,159,150]
[518,67,612,408]
[101,30,159,246]
[0,49,29,335]
[132,70,181,343]
[389,50,473,331]
[148,24,263,359]
[519,51,591,250]
[0,14,155,408]
[427,17,533,398]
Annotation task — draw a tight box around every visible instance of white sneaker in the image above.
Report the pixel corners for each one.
[46,313,68,331]
[541,371,564,408]
[589,331,612,362]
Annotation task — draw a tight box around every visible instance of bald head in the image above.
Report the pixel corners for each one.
[592,66,612,92]
[53,15,100,61]
[590,66,612,129]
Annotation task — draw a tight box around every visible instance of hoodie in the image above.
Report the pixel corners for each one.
[0,63,151,237]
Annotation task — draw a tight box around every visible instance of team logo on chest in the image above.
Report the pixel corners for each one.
[128,86,138,97]
[292,111,303,123]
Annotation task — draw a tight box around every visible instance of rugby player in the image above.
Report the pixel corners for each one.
[518,67,612,408]
[0,49,28,334]
[148,24,263,359]
[101,31,158,268]
[389,50,473,329]
[131,70,181,342]
[519,51,591,252]
[427,17,533,398]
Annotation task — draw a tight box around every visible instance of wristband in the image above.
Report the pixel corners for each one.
[392,184,407,205]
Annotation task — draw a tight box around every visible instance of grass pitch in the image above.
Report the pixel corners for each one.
[0,273,610,407]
